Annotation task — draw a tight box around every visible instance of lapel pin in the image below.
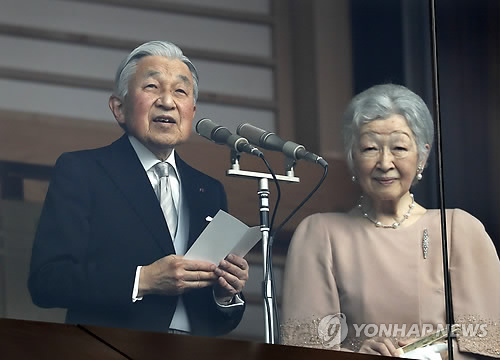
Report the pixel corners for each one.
[205,216,213,222]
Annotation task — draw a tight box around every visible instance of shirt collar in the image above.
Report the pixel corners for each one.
[128,135,179,178]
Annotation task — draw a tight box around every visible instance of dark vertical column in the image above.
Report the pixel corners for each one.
[350,0,405,93]
[288,0,320,153]
[436,0,500,252]
[272,0,295,141]
[283,0,353,156]
[487,0,500,248]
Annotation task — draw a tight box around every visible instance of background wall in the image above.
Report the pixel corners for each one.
[0,0,498,344]
[0,0,275,130]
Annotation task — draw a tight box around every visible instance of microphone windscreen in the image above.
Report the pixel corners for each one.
[237,123,265,142]
[195,118,216,138]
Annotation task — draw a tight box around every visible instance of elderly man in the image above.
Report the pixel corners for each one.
[28,41,248,336]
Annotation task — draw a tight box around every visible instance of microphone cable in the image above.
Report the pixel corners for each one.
[270,163,328,247]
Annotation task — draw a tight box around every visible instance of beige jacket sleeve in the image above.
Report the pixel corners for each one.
[281,214,346,350]
[449,209,500,358]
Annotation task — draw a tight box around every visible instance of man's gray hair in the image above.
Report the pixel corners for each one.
[342,83,434,173]
[113,40,199,104]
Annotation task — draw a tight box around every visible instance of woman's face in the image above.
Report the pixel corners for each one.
[353,114,428,203]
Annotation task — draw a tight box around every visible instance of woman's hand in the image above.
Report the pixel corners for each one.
[359,337,404,357]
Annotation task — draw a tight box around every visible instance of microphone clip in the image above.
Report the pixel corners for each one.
[230,149,242,171]
[284,157,297,178]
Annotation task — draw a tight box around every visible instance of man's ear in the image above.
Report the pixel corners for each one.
[109,95,125,126]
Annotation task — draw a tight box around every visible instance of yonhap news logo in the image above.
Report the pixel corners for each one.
[316,314,490,349]
[317,313,349,348]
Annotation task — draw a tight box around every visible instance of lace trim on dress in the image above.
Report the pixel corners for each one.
[455,315,500,358]
[280,317,341,350]
[280,315,500,358]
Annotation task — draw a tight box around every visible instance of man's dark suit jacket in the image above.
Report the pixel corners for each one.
[28,135,244,336]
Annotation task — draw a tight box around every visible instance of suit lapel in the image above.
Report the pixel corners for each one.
[97,135,175,255]
[175,154,212,250]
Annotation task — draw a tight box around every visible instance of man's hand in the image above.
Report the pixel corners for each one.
[138,255,218,296]
[213,254,249,304]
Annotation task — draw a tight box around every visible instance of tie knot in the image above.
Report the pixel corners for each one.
[154,162,170,178]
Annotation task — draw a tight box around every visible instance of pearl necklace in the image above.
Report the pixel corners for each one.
[358,193,415,229]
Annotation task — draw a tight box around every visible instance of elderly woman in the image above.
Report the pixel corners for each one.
[281,84,500,360]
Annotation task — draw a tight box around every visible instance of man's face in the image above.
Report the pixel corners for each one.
[110,56,196,159]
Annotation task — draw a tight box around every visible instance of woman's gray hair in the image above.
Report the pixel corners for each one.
[113,40,199,104]
[342,83,434,173]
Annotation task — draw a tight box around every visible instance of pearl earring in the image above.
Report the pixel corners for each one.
[351,175,357,183]
[416,165,423,181]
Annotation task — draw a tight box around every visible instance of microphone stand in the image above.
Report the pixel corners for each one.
[226,150,299,344]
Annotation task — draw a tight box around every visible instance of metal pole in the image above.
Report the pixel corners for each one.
[258,178,276,343]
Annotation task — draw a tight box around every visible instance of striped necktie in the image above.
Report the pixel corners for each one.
[153,162,178,238]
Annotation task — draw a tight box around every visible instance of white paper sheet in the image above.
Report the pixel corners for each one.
[184,210,261,264]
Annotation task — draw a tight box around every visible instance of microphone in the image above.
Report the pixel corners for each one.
[237,123,328,168]
[196,118,263,157]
